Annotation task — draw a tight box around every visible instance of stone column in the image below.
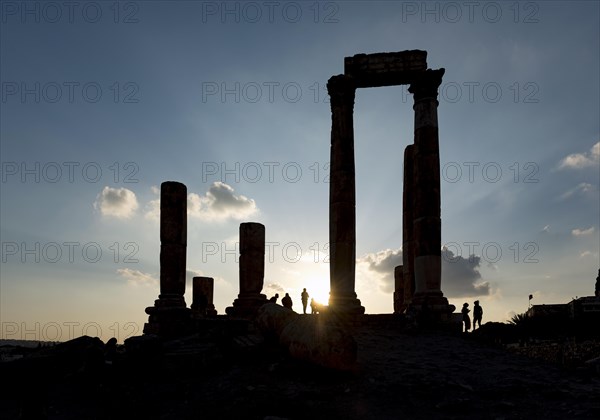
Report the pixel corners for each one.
[192,276,217,317]
[402,144,416,307]
[327,75,364,315]
[393,265,405,314]
[144,181,192,335]
[408,69,454,316]
[226,222,268,317]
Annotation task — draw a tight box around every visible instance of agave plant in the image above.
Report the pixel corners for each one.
[508,312,528,326]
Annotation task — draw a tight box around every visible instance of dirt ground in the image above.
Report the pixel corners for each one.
[1,324,599,419]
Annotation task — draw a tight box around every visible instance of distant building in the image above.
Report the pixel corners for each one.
[526,303,568,318]
[526,297,600,323]
[567,296,600,320]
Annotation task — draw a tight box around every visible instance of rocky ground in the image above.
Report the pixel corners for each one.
[1,320,599,419]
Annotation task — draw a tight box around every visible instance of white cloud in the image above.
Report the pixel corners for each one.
[356,247,491,297]
[145,182,258,222]
[579,250,595,259]
[143,186,161,221]
[117,268,158,287]
[357,248,403,293]
[572,226,595,236]
[558,182,595,200]
[188,182,258,221]
[542,225,550,233]
[558,141,600,169]
[94,186,139,219]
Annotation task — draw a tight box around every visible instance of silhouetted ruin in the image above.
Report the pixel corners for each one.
[140,51,457,341]
[226,222,269,317]
[327,50,454,319]
[144,181,192,337]
[192,276,217,317]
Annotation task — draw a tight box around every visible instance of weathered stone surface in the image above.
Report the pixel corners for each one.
[394,265,405,313]
[403,144,416,306]
[255,303,357,370]
[192,276,217,317]
[159,181,187,297]
[344,50,428,87]
[327,74,364,315]
[144,181,192,336]
[239,222,266,295]
[226,222,268,318]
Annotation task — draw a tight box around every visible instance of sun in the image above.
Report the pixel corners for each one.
[303,276,330,306]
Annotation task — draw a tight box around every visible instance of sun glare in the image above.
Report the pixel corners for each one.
[304,277,330,306]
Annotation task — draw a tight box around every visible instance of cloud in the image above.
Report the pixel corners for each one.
[558,141,600,169]
[187,269,203,280]
[356,247,490,297]
[94,186,139,219]
[579,250,595,259]
[357,249,403,293]
[117,268,157,287]
[558,182,595,200]
[541,225,550,233]
[442,248,490,297]
[265,283,285,295]
[145,182,258,222]
[188,182,258,221]
[572,226,595,236]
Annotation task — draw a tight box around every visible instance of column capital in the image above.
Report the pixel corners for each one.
[327,74,357,108]
[408,68,445,102]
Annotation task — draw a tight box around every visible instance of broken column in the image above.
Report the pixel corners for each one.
[192,276,217,317]
[393,265,405,314]
[327,75,364,316]
[144,181,192,336]
[226,222,268,318]
[408,69,454,317]
[402,144,416,308]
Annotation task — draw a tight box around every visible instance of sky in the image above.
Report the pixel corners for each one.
[1,1,599,343]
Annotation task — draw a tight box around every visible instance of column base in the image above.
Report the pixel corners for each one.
[144,296,192,337]
[191,303,217,318]
[394,291,408,314]
[226,294,268,318]
[328,296,365,313]
[409,291,456,322]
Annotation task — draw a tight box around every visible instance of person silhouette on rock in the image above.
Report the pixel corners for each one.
[473,300,483,330]
[282,293,293,310]
[269,293,279,303]
[461,302,471,332]
[301,288,309,314]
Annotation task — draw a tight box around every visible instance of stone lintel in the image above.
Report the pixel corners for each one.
[344,50,428,88]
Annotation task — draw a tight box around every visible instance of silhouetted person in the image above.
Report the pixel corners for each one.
[269,293,279,303]
[301,288,309,314]
[281,293,293,309]
[310,298,317,314]
[473,300,483,329]
[461,302,471,332]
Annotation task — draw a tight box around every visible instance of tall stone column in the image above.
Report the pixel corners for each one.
[408,69,454,316]
[393,265,405,314]
[327,75,364,315]
[402,144,416,307]
[226,222,268,317]
[192,276,217,317]
[144,181,192,336]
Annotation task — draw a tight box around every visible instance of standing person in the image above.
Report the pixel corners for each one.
[473,300,483,330]
[282,293,293,310]
[461,302,471,333]
[300,288,309,314]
